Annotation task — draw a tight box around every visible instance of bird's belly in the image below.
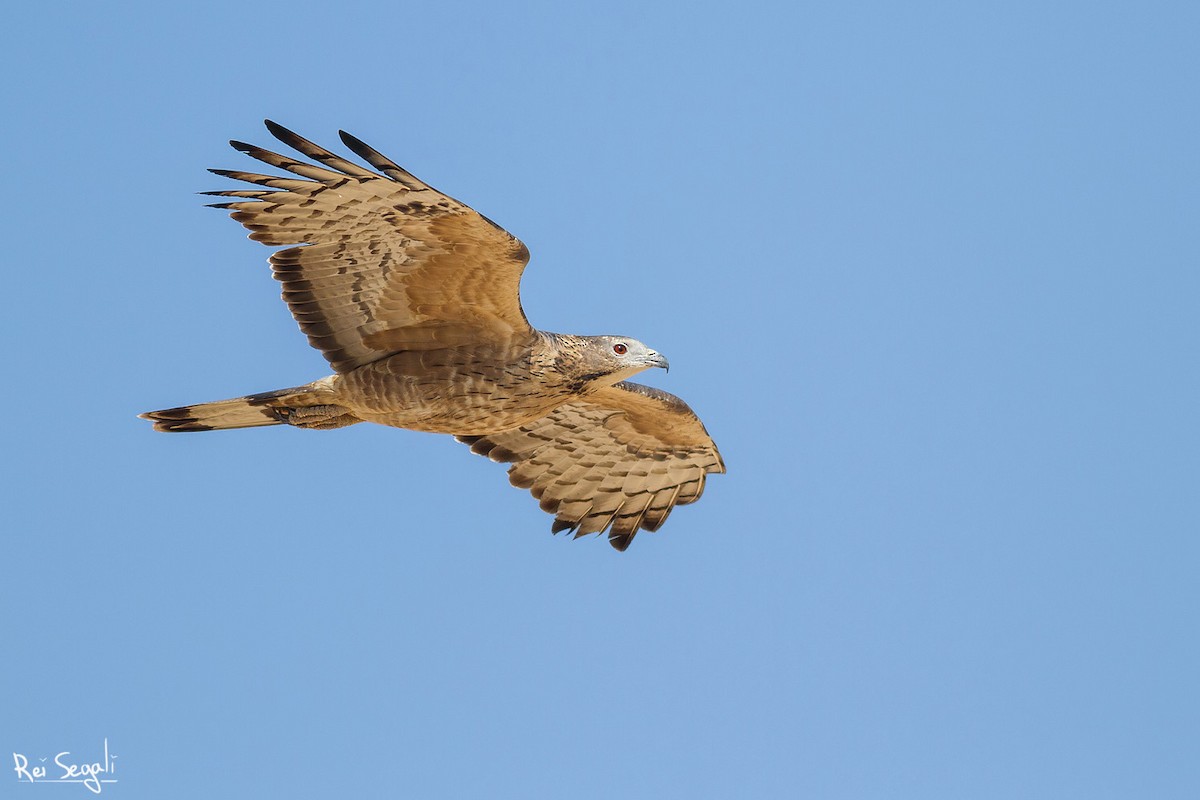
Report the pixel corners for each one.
[357,397,563,435]
[337,359,571,435]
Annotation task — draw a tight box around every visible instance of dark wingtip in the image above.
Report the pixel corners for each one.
[551,519,578,535]
[264,119,298,144]
[229,139,254,153]
[338,129,378,162]
[607,532,634,552]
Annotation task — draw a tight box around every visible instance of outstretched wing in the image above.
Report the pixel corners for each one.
[457,382,725,551]
[206,120,533,373]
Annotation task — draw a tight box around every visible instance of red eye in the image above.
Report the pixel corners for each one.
[613,343,628,355]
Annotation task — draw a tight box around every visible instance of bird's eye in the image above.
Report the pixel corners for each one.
[613,343,628,355]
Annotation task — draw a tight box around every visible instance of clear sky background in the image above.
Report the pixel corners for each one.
[3,1,1197,798]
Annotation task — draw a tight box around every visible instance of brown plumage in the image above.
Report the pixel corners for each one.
[141,121,724,550]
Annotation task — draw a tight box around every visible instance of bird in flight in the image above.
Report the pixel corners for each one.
[141,121,724,550]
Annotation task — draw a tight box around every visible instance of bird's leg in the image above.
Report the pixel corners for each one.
[272,404,360,430]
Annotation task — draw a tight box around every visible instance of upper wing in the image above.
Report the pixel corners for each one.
[457,382,725,551]
[205,120,534,373]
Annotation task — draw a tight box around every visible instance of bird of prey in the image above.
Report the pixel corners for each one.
[141,121,724,550]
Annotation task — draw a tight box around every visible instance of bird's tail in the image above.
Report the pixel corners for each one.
[140,383,360,432]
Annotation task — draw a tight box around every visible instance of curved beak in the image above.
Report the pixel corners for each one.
[645,351,670,373]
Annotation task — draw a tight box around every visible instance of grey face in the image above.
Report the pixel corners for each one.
[590,335,669,383]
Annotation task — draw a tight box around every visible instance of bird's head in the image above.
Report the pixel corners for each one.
[579,335,669,386]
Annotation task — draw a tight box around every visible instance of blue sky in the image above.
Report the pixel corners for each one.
[3,1,1197,797]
